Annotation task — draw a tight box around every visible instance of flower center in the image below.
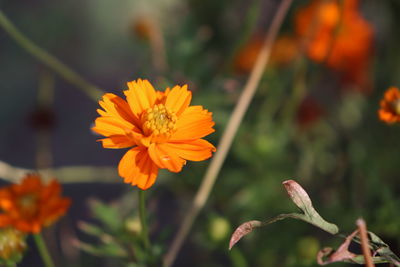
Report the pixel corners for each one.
[392,99,400,115]
[142,104,177,137]
[17,194,38,218]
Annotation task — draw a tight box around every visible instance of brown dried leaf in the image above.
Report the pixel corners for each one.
[229,220,262,250]
[317,230,358,265]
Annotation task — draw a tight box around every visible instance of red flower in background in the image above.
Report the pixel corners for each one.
[0,174,71,234]
[295,0,374,92]
[378,87,400,124]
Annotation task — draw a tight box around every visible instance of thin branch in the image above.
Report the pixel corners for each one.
[163,0,294,266]
[0,160,118,183]
[0,10,104,101]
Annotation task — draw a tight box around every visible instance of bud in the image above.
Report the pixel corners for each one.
[0,228,26,263]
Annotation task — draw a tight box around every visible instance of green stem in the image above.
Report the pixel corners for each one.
[33,233,55,267]
[0,10,104,101]
[138,190,151,251]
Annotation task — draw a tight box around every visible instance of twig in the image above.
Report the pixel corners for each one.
[0,160,118,183]
[356,218,375,267]
[0,10,104,101]
[162,0,294,266]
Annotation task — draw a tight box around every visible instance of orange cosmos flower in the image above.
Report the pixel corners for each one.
[295,0,373,90]
[378,87,400,124]
[92,79,216,190]
[234,34,299,73]
[0,174,71,234]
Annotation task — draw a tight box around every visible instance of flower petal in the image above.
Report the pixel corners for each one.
[148,143,186,172]
[165,85,192,115]
[170,106,215,141]
[165,139,216,161]
[98,93,140,127]
[125,79,157,117]
[98,135,137,149]
[92,116,139,137]
[118,147,159,189]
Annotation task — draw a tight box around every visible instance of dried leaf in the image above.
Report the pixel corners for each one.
[317,230,398,266]
[317,230,358,265]
[229,220,262,250]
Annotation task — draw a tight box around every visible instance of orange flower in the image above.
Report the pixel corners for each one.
[0,174,71,234]
[92,79,216,190]
[233,35,299,73]
[295,0,373,90]
[378,87,400,124]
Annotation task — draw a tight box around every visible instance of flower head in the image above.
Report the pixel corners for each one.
[295,0,373,90]
[92,79,216,190]
[0,174,71,234]
[378,87,400,124]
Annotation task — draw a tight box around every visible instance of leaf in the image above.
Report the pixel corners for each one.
[282,180,339,235]
[78,221,106,237]
[89,198,121,232]
[317,226,400,266]
[75,240,128,258]
[353,231,400,267]
[229,180,339,249]
[229,220,262,250]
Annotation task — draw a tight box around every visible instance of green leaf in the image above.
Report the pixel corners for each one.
[89,198,121,232]
[76,240,127,258]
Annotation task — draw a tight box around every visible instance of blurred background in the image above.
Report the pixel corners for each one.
[1,0,400,266]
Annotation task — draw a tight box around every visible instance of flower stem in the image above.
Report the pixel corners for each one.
[33,233,55,267]
[163,0,294,266]
[138,190,151,251]
[0,9,104,101]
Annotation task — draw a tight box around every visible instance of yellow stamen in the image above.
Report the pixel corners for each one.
[142,104,177,138]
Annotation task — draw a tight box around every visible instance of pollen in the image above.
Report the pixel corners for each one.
[142,104,177,137]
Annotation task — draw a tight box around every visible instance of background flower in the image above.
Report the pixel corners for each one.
[0,174,71,234]
[378,87,400,124]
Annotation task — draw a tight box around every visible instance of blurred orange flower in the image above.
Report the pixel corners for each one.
[378,87,400,124]
[92,79,216,190]
[0,174,71,234]
[233,35,299,74]
[295,0,373,90]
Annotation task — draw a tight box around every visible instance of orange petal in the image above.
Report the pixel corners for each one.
[170,106,215,141]
[118,147,159,189]
[99,135,137,149]
[165,139,216,161]
[93,116,139,137]
[148,143,186,172]
[98,93,140,127]
[125,79,157,117]
[165,85,192,116]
